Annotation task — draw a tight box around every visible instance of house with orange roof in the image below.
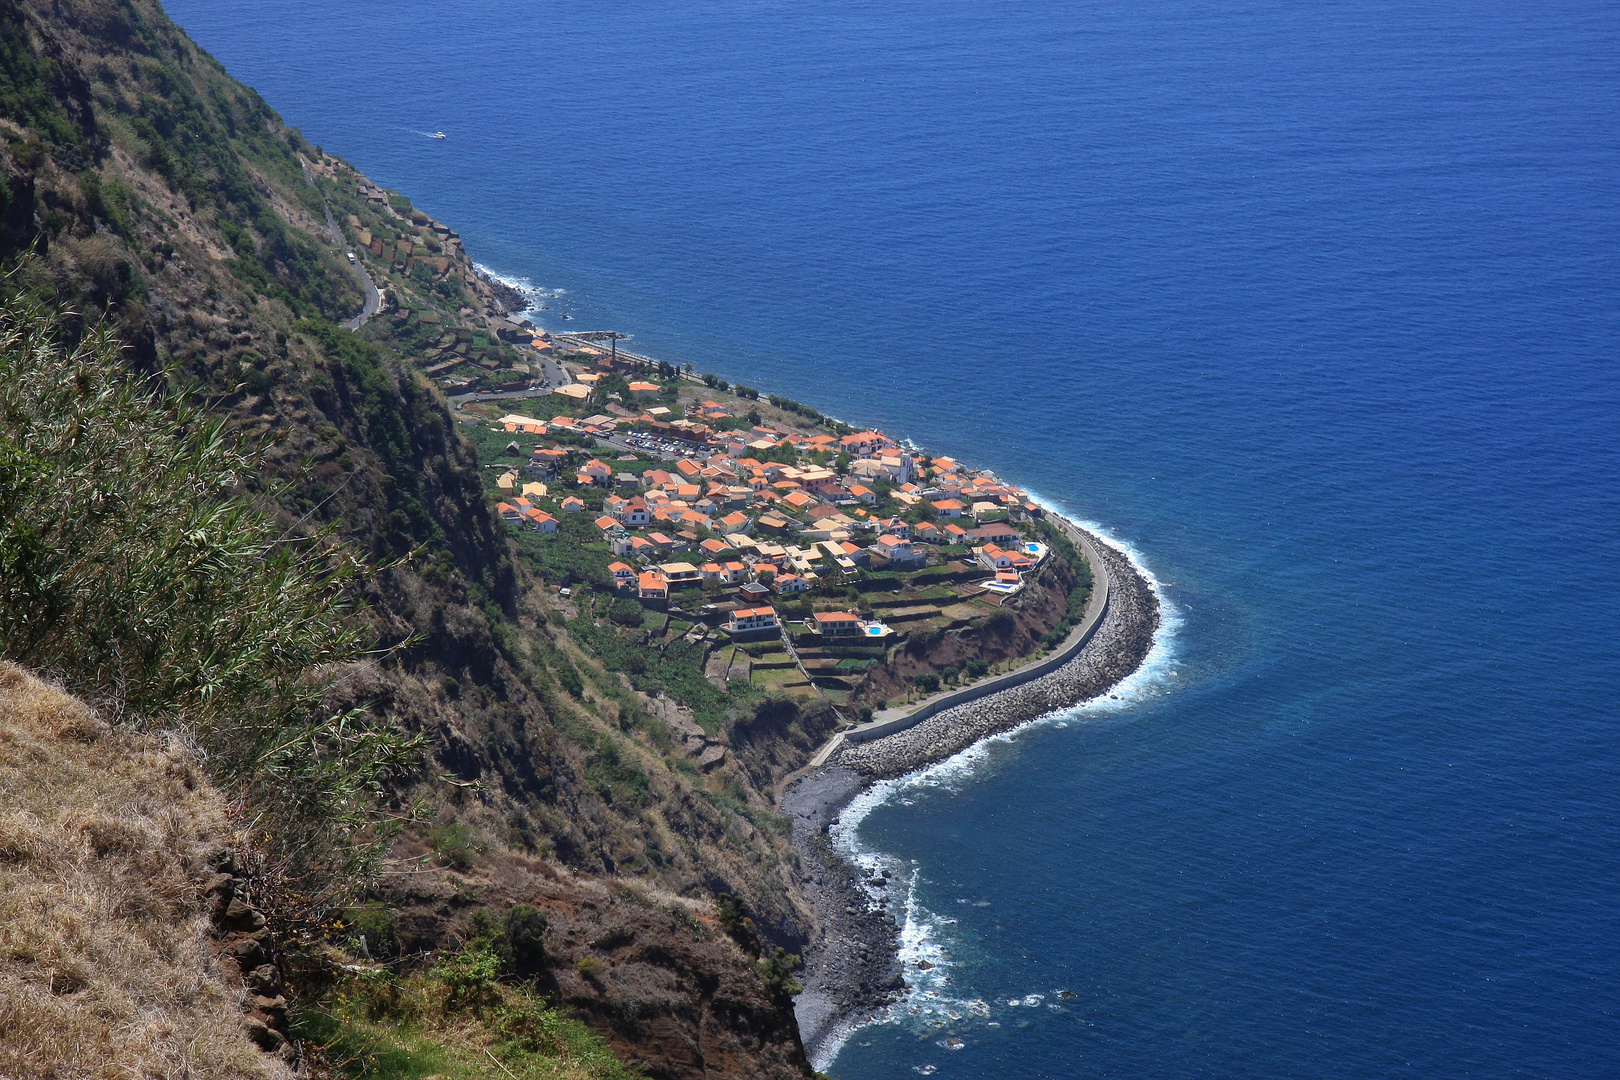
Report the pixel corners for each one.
[638,571,667,601]
[811,611,863,637]
[931,498,966,518]
[699,537,731,557]
[622,496,650,526]
[871,534,925,569]
[847,483,876,506]
[839,431,888,456]
[727,605,779,639]
[782,490,818,512]
[719,511,752,534]
[523,508,559,533]
[559,495,586,514]
[580,459,613,487]
[973,521,1020,546]
[772,573,809,595]
[627,381,661,401]
[912,521,943,544]
[496,501,522,525]
[979,544,1034,572]
[943,522,970,542]
[595,515,624,536]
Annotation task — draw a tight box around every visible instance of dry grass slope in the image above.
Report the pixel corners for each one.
[0,664,287,1080]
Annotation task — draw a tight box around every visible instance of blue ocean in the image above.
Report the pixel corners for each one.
[165,1,1620,1075]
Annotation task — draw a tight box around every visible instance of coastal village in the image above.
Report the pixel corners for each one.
[316,0,1110,720]
[319,154,1092,730]
[453,336,1085,723]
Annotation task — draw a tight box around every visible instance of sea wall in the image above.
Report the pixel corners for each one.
[835,527,1159,778]
[837,520,1113,749]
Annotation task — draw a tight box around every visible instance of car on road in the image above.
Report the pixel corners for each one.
[346,251,356,264]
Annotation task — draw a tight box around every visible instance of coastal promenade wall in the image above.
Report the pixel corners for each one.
[808,517,1112,767]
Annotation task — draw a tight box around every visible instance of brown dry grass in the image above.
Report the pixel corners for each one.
[0,664,291,1080]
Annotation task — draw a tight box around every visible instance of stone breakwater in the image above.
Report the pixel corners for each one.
[836,534,1160,778]
[782,529,1161,1062]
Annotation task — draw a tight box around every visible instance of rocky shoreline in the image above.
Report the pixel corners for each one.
[780,766,905,1066]
[782,524,1161,1061]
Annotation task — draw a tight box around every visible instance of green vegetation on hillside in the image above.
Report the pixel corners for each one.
[0,288,414,894]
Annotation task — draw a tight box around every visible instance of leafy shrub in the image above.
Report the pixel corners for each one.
[0,291,417,898]
[757,947,803,1003]
[714,892,762,955]
[435,946,501,1009]
[346,902,399,960]
[912,672,941,694]
[469,903,549,981]
[609,598,644,626]
[966,659,990,678]
[429,823,481,870]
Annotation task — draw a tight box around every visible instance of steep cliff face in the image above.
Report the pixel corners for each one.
[0,2,820,1075]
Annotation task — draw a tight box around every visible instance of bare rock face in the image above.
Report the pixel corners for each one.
[205,863,297,1066]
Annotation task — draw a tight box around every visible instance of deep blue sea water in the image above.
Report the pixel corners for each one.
[163,2,1620,1075]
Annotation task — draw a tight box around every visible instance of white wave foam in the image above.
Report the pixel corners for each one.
[814,507,1182,1069]
[470,264,568,318]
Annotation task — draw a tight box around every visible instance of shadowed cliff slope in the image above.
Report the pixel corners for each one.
[0,1,821,1075]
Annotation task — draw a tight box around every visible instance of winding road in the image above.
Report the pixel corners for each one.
[341,257,381,331]
[301,156,381,331]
